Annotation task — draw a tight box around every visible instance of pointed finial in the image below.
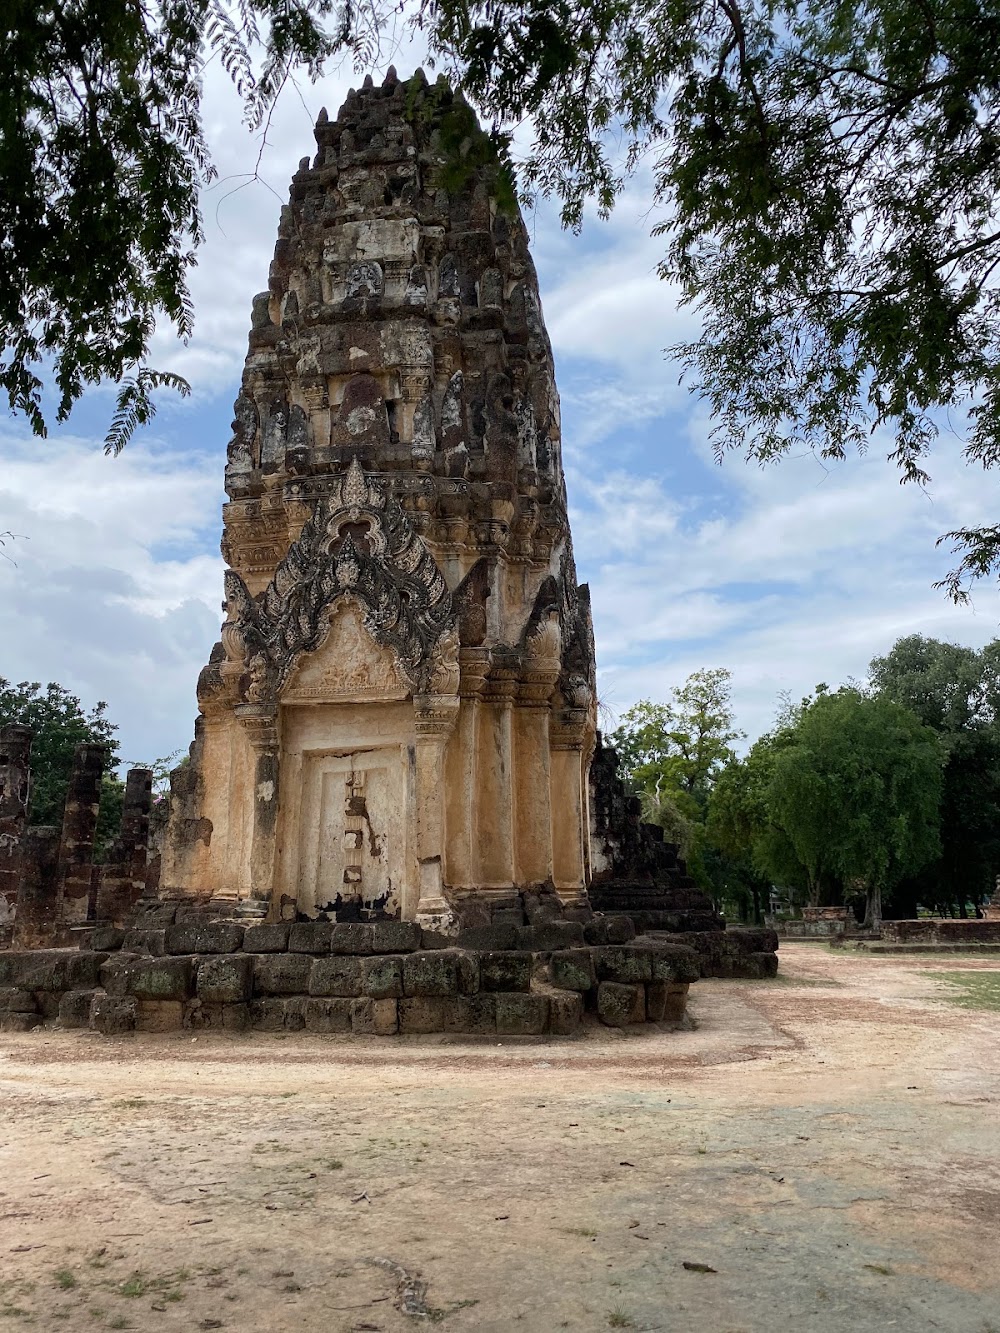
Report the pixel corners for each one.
[383,66,398,87]
[317,106,328,124]
[343,456,369,508]
[412,67,427,86]
[362,74,374,91]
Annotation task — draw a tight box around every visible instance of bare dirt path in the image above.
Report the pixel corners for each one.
[1,943,999,1333]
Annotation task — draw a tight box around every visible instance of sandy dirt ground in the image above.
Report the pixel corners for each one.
[1,942,999,1333]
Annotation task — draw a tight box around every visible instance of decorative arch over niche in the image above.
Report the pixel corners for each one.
[223,459,456,704]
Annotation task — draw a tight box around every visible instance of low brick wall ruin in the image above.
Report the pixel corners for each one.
[880,918,1000,945]
[0,916,700,1038]
[781,908,853,939]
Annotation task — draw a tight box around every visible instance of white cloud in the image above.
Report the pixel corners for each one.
[0,430,223,767]
[5,49,1000,775]
[579,420,1000,740]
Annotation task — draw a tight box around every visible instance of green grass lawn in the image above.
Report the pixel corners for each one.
[931,971,1000,1011]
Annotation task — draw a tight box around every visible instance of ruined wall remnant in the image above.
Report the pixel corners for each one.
[159,69,597,927]
[56,742,106,927]
[95,767,154,927]
[587,738,779,978]
[0,725,33,946]
[8,741,108,947]
[1,735,156,948]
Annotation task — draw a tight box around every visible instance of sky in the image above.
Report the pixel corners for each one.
[3,51,1000,771]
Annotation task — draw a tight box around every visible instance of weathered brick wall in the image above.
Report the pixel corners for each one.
[881,918,1000,944]
[0,725,33,946]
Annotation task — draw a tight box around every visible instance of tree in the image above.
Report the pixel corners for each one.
[0,677,119,832]
[609,669,743,895]
[704,759,772,924]
[869,634,1000,913]
[429,0,1000,595]
[1,0,365,450]
[609,668,743,802]
[639,785,697,861]
[707,732,811,908]
[767,688,943,928]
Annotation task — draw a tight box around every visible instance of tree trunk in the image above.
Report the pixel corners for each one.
[807,871,820,909]
[863,882,882,933]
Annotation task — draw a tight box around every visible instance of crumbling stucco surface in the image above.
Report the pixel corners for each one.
[0,943,998,1331]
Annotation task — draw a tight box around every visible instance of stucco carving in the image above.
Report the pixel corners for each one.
[224,458,454,701]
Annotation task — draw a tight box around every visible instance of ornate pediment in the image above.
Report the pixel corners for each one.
[223,458,454,704]
[282,601,409,702]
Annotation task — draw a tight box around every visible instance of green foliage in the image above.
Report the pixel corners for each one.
[869,635,1000,734]
[707,734,808,898]
[11,1,1000,593]
[1,0,362,448]
[0,677,119,828]
[95,770,125,861]
[609,669,742,896]
[768,689,944,925]
[423,0,1000,592]
[608,668,743,800]
[640,784,697,861]
[404,73,517,213]
[869,634,1000,911]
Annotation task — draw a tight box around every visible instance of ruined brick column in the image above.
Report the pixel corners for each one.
[95,766,153,925]
[12,827,60,948]
[0,724,33,944]
[56,742,107,926]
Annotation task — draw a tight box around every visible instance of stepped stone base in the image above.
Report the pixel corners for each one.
[587,741,780,979]
[0,899,700,1037]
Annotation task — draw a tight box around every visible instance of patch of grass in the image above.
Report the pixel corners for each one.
[863,1263,895,1276]
[931,971,1000,1011]
[755,973,841,988]
[560,1226,598,1238]
[324,1159,344,1170]
[107,1318,132,1330]
[111,1099,145,1110]
[53,1271,76,1292]
[607,1308,635,1329]
[0,1306,31,1320]
[117,1275,146,1299]
[164,1291,184,1303]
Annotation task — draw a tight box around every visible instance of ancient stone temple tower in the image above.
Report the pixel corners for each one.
[161,69,597,926]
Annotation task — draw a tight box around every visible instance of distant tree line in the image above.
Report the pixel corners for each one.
[609,636,1000,927]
